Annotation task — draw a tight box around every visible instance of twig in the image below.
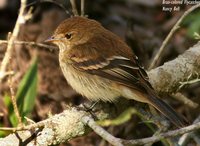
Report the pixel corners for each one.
[0,0,28,81]
[0,0,29,128]
[70,0,79,16]
[0,117,48,132]
[0,40,57,51]
[122,122,200,145]
[149,3,200,69]
[81,0,85,16]
[178,114,200,146]
[179,78,200,90]
[82,116,124,146]
[172,92,198,108]
[8,75,22,126]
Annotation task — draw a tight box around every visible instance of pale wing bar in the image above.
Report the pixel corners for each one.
[72,56,149,90]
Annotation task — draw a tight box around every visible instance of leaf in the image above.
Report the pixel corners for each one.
[97,108,138,126]
[22,66,37,116]
[8,58,38,126]
[4,95,18,127]
[182,11,200,38]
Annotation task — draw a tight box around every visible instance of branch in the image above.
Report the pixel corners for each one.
[121,121,200,145]
[0,108,89,146]
[0,40,57,51]
[148,42,200,93]
[1,107,200,146]
[0,0,28,81]
[82,116,123,146]
[172,92,198,108]
[178,114,200,145]
[70,0,79,16]
[81,0,85,16]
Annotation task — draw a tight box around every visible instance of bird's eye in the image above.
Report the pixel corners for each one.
[65,33,72,39]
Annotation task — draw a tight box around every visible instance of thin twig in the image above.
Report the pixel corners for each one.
[172,92,198,108]
[149,3,200,69]
[70,0,79,16]
[0,0,29,127]
[0,0,27,81]
[0,40,57,51]
[179,78,200,90]
[81,0,85,16]
[178,114,200,146]
[122,122,200,145]
[82,116,124,146]
[8,73,22,126]
[0,117,48,132]
[82,115,200,146]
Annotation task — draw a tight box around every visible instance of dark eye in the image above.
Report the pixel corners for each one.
[65,33,72,39]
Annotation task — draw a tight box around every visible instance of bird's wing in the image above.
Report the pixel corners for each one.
[71,55,188,127]
[71,54,152,92]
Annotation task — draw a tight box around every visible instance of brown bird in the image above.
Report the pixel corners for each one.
[46,16,187,128]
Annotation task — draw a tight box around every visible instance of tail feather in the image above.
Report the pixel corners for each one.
[148,95,188,128]
[140,83,189,128]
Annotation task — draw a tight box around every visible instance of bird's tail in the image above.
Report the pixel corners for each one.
[147,93,189,128]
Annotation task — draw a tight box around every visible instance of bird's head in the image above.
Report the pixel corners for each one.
[45,16,103,51]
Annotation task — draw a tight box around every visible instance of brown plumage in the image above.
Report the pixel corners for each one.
[47,16,188,128]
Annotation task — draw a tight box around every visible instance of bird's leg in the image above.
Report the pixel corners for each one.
[83,101,99,112]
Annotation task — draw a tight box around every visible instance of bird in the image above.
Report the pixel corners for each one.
[46,16,188,128]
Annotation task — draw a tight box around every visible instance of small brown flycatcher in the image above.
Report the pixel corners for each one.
[46,16,187,128]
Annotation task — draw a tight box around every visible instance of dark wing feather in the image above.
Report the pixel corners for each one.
[72,55,151,92]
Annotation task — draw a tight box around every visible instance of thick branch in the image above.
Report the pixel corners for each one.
[148,42,200,93]
[0,107,200,146]
[0,108,89,146]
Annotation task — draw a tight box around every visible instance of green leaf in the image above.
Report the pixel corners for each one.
[0,123,7,137]
[97,108,138,126]
[4,95,18,126]
[8,58,38,126]
[182,11,200,38]
[21,65,37,116]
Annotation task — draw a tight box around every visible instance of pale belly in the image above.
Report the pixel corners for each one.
[59,63,121,102]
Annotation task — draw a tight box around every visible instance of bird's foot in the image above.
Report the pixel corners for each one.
[82,101,99,112]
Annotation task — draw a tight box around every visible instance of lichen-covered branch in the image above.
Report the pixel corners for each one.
[0,107,200,146]
[148,42,200,93]
[0,108,89,146]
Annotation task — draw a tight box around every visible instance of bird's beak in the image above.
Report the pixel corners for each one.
[44,36,59,43]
